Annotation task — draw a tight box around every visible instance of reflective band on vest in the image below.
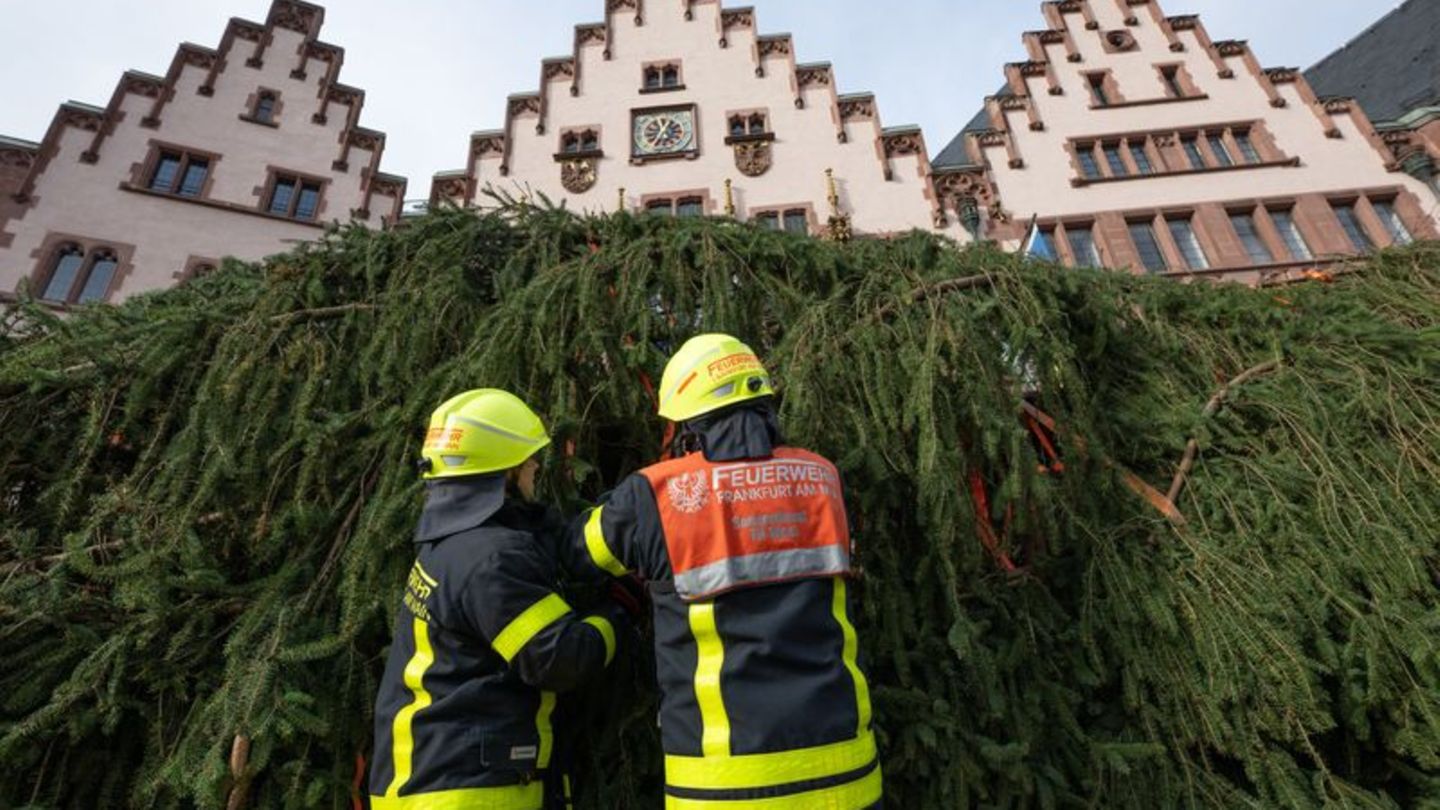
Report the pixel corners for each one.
[663,763,883,810]
[642,448,851,601]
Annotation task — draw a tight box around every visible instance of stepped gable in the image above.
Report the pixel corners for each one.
[4,0,405,223]
[430,0,949,238]
[926,0,1438,281]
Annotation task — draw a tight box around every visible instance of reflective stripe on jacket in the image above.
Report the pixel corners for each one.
[370,479,619,809]
[565,407,880,809]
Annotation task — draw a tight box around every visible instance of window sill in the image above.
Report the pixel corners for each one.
[0,291,71,311]
[630,150,699,166]
[639,84,687,95]
[1072,157,1300,186]
[1090,94,1210,110]
[724,132,776,146]
[554,149,604,162]
[1159,256,1352,279]
[238,114,279,129]
[118,182,325,229]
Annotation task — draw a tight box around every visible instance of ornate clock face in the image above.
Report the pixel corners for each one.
[633,108,697,157]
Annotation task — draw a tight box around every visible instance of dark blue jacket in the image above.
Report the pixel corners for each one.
[369,477,622,810]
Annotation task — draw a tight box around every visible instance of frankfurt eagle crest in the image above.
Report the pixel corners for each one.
[666,471,710,514]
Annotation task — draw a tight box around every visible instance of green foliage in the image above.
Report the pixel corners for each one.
[1,206,1437,809]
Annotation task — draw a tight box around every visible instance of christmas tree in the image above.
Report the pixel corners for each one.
[1,205,1436,808]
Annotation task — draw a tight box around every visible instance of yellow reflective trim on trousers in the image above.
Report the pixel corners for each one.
[584,508,630,577]
[688,601,731,757]
[832,578,873,734]
[663,764,882,810]
[385,616,435,797]
[582,615,617,666]
[492,593,573,663]
[370,782,544,810]
[536,690,557,768]
[665,732,877,791]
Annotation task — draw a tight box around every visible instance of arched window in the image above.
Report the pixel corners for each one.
[40,244,86,303]
[644,67,662,90]
[729,116,746,138]
[580,130,599,152]
[76,249,118,304]
[662,66,680,88]
[749,114,767,135]
[562,133,581,154]
[253,91,278,124]
[39,244,119,305]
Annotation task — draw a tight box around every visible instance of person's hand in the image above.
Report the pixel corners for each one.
[607,575,648,620]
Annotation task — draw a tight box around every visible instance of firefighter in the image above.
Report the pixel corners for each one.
[566,334,882,809]
[370,389,627,810]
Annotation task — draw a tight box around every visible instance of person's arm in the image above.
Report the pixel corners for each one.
[560,474,670,586]
[463,537,626,693]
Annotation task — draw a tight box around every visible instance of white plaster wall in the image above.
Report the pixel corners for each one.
[469,0,956,240]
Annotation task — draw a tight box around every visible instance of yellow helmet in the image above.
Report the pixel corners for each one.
[420,389,551,479]
[658,334,775,422]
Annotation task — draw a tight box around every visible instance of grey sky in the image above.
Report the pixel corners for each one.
[1,1,1401,197]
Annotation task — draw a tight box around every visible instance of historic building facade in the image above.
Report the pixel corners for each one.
[929,0,1439,283]
[4,0,1439,307]
[1305,0,1440,196]
[427,0,962,243]
[0,0,405,307]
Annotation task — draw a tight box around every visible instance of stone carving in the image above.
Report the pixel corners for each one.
[60,106,104,132]
[544,59,576,83]
[882,131,924,157]
[327,85,362,107]
[1014,60,1050,77]
[348,129,383,152]
[1168,15,1198,30]
[560,158,598,193]
[721,9,754,31]
[231,21,266,42]
[932,168,999,210]
[433,176,469,203]
[0,148,34,170]
[472,134,505,159]
[1105,30,1137,51]
[576,24,607,46]
[797,66,832,89]
[1037,30,1066,44]
[306,42,340,63]
[838,96,876,121]
[270,0,318,34]
[733,140,772,177]
[1215,40,1247,57]
[180,46,218,69]
[124,75,163,98]
[1322,97,1353,114]
[1265,67,1298,84]
[757,36,792,58]
[509,96,542,117]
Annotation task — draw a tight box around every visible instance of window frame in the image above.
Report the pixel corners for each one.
[1228,209,1276,265]
[1266,207,1313,261]
[1180,137,1207,170]
[1330,201,1376,253]
[750,204,815,234]
[1165,216,1210,271]
[558,127,603,156]
[144,145,215,199]
[1206,132,1234,167]
[1127,219,1168,273]
[1233,130,1261,164]
[33,239,130,306]
[1159,65,1186,99]
[642,61,685,93]
[1064,224,1102,268]
[1075,143,1102,179]
[263,168,329,222]
[1102,142,1128,178]
[1370,199,1413,246]
[1127,139,1154,175]
[1086,72,1112,107]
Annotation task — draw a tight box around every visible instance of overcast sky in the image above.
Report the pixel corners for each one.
[1,0,1400,197]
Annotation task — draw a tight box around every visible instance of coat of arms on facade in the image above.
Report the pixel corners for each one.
[667,471,710,514]
[734,140,772,177]
[560,157,598,193]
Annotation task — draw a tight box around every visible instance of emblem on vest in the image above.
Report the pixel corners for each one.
[666,471,710,514]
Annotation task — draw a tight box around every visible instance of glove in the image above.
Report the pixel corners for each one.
[607,575,649,621]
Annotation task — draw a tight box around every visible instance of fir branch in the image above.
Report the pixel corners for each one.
[1166,358,1285,504]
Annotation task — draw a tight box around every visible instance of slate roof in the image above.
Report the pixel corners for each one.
[932,86,1010,169]
[1304,0,1440,123]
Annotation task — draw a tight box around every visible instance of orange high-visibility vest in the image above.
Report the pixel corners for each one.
[640,447,851,601]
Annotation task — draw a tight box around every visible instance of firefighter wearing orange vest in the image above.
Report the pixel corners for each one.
[565,334,881,809]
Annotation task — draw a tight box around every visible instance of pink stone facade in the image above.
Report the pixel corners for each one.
[0,0,405,306]
[429,0,961,243]
[940,0,1440,282]
[5,0,1439,305]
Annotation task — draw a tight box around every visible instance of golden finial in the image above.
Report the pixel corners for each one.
[825,168,840,218]
[723,179,736,217]
[617,187,626,213]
